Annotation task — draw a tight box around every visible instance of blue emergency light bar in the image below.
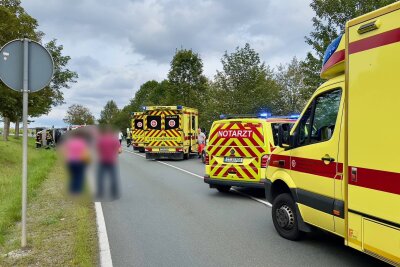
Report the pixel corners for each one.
[219,113,271,119]
[322,34,342,66]
[259,112,271,118]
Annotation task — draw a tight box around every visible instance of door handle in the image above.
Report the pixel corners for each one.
[321,155,335,162]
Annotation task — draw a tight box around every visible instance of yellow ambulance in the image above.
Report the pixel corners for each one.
[265,3,400,265]
[131,112,146,152]
[204,115,296,192]
[144,106,198,160]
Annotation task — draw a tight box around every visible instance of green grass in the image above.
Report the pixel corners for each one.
[0,137,56,244]
[0,138,98,266]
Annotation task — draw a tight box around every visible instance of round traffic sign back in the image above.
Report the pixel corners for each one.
[0,39,54,92]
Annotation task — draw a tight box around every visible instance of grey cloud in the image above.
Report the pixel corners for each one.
[21,0,314,128]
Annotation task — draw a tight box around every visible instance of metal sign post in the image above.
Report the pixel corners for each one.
[21,38,29,247]
[0,38,54,247]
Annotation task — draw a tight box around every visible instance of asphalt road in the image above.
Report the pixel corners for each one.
[101,148,387,267]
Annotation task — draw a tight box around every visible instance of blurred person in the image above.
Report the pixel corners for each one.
[35,130,42,148]
[197,128,206,158]
[126,128,132,147]
[62,130,90,194]
[118,130,123,145]
[96,126,122,200]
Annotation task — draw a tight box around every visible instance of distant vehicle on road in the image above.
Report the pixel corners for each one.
[131,112,146,152]
[144,106,199,160]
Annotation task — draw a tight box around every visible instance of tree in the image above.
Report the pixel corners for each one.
[129,80,172,112]
[302,0,397,93]
[167,49,208,109]
[98,100,119,125]
[275,57,308,115]
[111,105,132,132]
[0,1,77,140]
[63,104,95,125]
[214,43,279,116]
[0,0,40,140]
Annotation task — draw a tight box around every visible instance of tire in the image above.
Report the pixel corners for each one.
[184,152,189,160]
[216,186,231,193]
[272,193,303,240]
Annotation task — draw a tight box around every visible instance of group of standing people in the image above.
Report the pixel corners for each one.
[62,126,122,200]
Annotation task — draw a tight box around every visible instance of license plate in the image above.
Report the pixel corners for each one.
[224,157,243,163]
[160,147,169,152]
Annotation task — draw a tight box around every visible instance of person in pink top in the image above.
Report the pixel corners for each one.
[96,126,122,199]
[63,130,89,194]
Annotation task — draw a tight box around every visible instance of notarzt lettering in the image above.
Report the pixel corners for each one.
[218,130,253,138]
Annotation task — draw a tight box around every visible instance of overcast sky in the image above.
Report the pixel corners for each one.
[21,0,314,128]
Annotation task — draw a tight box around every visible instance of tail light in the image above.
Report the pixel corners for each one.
[261,154,270,168]
[205,153,210,165]
[176,148,183,152]
[145,147,152,152]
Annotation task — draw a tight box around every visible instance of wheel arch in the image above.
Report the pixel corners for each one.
[265,169,296,203]
[267,171,312,233]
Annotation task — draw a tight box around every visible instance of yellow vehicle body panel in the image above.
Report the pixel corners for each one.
[131,112,146,150]
[346,3,400,264]
[266,2,400,265]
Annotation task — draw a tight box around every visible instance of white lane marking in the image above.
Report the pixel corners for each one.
[123,149,272,208]
[95,202,113,267]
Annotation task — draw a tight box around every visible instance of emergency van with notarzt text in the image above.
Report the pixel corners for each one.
[131,112,146,152]
[144,106,199,160]
[265,3,400,265]
[204,116,295,192]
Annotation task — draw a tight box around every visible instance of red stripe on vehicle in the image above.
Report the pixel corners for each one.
[349,28,400,54]
[348,166,400,195]
[321,50,345,74]
[234,146,246,157]
[213,165,224,176]
[241,167,254,179]
[269,155,343,179]
[209,123,237,143]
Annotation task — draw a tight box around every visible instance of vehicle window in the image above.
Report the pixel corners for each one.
[310,89,341,143]
[297,105,313,146]
[147,116,161,130]
[295,89,341,147]
[135,119,144,130]
[191,115,196,131]
[165,115,179,130]
[271,123,293,145]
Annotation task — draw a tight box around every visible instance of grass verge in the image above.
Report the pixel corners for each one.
[0,137,56,244]
[0,138,98,266]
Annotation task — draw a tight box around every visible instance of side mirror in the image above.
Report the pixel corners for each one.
[278,124,291,149]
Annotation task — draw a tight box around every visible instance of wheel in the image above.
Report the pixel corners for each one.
[216,186,231,193]
[201,150,206,164]
[184,152,189,160]
[272,193,303,240]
